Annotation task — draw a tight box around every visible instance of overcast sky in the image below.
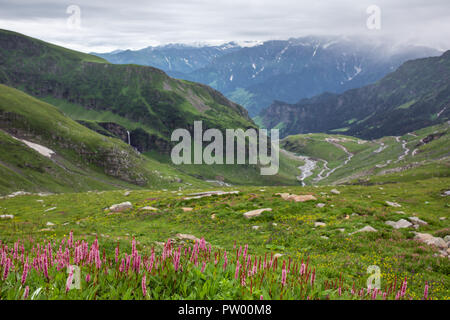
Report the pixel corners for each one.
[0,0,449,53]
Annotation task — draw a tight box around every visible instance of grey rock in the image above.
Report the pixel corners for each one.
[314,222,326,227]
[243,208,272,219]
[386,201,402,208]
[108,202,133,212]
[386,219,413,229]
[414,232,447,250]
[351,226,377,235]
[408,217,428,226]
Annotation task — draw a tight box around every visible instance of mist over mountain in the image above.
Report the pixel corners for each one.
[92,42,243,77]
[94,36,441,116]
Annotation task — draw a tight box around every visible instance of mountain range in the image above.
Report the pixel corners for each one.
[94,36,441,116]
[259,50,450,139]
[0,29,448,194]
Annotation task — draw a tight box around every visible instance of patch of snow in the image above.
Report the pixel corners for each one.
[11,137,55,158]
[312,44,319,57]
[276,45,290,62]
[183,58,192,67]
[164,56,172,70]
[322,40,338,49]
[437,106,447,118]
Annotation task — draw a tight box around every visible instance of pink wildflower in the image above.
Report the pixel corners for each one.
[21,263,28,285]
[142,274,147,297]
[235,261,240,280]
[66,267,74,293]
[423,281,429,300]
[23,286,29,300]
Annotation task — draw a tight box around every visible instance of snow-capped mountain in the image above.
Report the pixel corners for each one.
[92,42,242,76]
[94,36,440,116]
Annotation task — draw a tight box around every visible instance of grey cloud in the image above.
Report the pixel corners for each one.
[0,0,449,52]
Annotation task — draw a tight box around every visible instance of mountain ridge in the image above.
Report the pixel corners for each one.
[93,35,441,116]
[259,50,450,139]
[0,29,253,155]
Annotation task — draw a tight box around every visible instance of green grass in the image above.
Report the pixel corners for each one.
[395,100,417,110]
[0,175,448,299]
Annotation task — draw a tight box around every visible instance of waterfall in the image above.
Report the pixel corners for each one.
[126,130,131,145]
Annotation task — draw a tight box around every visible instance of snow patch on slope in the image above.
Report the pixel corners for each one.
[11,136,55,158]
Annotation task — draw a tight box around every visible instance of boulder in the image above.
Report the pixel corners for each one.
[414,233,447,250]
[176,234,204,243]
[351,226,377,235]
[108,202,133,212]
[184,190,239,200]
[316,203,326,208]
[385,219,413,229]
[330,189,340,195]
[386,201,401,208]
[314,222,326,227]
[276,193,317,202]
[385,221,397,228]
[252,226,260,230]
[182,207,193,212]
[0,214,14,219]
[243,208,272,219]
[408,217,428,226]
[139,206,158,211]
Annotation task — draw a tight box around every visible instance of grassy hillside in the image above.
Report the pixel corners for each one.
[281,122,450,186]
[0,84,214,193]
[0,29,252,153]
[0,84,303,194]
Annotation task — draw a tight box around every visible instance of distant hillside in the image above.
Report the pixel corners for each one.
[260,51,450,139]
[280,122,450,186]
[0,29,253,155]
